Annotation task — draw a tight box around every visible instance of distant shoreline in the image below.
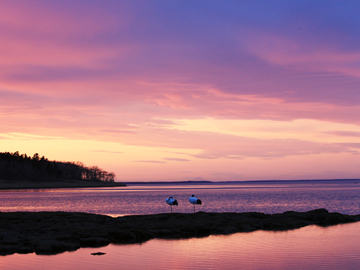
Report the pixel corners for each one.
[123,179,360,185]
[0,180,126,190]
[2,178,359,190]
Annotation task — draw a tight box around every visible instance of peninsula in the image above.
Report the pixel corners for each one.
[0,209,359,255]
[0,151,125,189]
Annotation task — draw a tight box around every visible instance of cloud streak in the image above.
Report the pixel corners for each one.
[163,158,191,162]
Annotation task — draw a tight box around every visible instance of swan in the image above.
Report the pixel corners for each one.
[166,196,178,213]
[189,194,202,213]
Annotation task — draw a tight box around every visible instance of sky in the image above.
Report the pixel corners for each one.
[1,0,360,182]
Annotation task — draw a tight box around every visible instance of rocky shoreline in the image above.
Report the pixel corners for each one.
[0,209,359,255]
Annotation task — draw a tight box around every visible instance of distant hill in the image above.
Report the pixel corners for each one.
[181,180,213,184]
[0,151,116,183]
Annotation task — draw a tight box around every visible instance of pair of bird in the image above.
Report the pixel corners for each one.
[165,195,202,213]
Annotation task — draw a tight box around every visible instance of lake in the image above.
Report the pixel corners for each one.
[0,180,360,269]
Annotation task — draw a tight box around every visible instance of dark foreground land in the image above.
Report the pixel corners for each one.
[1,209,359,255]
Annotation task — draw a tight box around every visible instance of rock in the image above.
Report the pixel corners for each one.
[91,252,106,256]
[108,230,137,243]
[34,240,68,255]
[79,237,110,247]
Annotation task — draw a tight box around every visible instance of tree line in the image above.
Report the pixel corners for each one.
[0,151,115,183]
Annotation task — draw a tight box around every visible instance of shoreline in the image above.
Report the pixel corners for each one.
[122,178,360,185]
[0,180,126,190]
[0,209,359,255]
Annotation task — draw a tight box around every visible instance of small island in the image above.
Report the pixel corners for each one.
[0,209,359,255]
[0,151,125,189]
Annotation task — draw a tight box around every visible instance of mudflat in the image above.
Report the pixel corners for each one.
[0,209,359,255]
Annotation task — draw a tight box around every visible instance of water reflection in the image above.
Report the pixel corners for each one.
[0,183,360,215]
[1,223,360,270]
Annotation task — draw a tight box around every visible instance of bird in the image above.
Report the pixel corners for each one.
[189,194,202,213]
[166,196,178,213]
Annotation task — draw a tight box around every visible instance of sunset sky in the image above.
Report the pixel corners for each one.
[1,0,360,182]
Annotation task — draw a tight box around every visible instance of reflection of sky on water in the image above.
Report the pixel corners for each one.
[1,222,360,270]
[0,182,360,215]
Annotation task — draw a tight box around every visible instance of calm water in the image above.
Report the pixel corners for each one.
[2,223,360,270]
[1,180,360,269]
[0,181,359,216]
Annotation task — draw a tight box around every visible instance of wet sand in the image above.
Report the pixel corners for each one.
[0,209,359,255]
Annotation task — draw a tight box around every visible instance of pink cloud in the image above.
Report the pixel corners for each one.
[1,1,360,181]
[244,31,360,80]
[113,128,357,160]
[2,81,360,144]
[163,158,191,162]
[325,131,360,137]
[134,160,166,164]
[0,2,359,127]
[0,1,125,35]
[91,150,123,154]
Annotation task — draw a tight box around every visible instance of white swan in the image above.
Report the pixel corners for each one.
[166,196,178,213]
[189,194,202,213]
